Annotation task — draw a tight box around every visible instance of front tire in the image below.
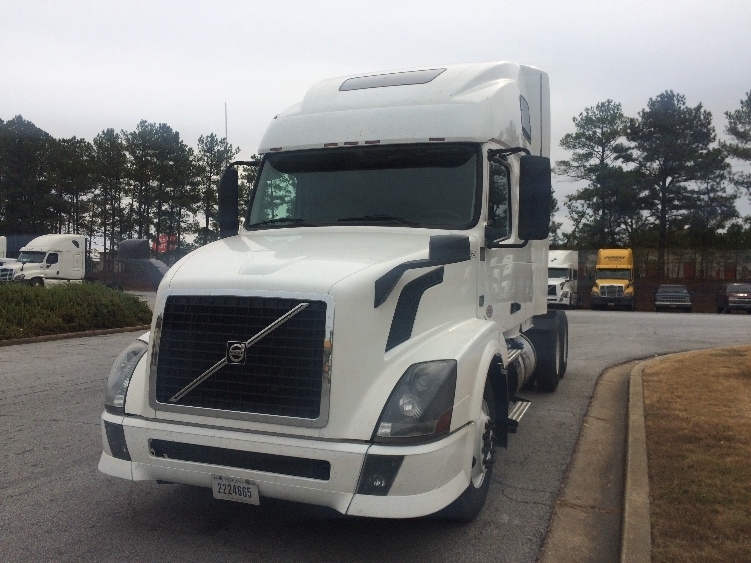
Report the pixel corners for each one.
[528,313,561,392]
[442,379,496,522]
[558,312,569,378]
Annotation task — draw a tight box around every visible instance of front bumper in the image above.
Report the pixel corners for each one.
[655,300,691,311]
[99,411,473,518]
[591,295,634,308]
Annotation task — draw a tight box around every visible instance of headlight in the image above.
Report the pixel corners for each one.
[105,339,148,415]
[374,360,457,442]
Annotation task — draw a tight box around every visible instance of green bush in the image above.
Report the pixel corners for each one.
[0,283,152,340]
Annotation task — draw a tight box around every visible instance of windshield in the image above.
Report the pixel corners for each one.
[727,284,751,293]
[246,143,480,230]
[17,251,46,264]
[657,285,687,294]
[548,267,568,279]
[596,268,631,280]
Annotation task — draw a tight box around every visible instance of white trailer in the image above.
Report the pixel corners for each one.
[547,250,579,308]
[99,62,568,521]
[0,234,85,286]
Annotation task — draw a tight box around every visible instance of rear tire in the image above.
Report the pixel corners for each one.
[441,379,496,522]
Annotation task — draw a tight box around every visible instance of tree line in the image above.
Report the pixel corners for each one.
[2,89,750,276]
[0,116,258,261]
[554,90,751,277]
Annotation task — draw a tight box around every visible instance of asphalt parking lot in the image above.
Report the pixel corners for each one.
[1,309,750,562]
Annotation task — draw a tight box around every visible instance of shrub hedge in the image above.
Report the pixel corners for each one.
[0,283,152,340]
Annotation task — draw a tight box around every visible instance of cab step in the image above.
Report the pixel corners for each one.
[507,397,531,433]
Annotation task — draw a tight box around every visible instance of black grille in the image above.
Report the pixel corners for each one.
[155,295,327,419]
[149,439,331,480]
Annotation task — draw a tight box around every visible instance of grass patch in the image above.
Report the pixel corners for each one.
[0,283,152,340]
[643,346,751,562]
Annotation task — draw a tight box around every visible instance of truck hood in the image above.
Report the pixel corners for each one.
[596,279,630,287]
[1,261,42,274]
[150,227,480,440]
[164,227,438,295]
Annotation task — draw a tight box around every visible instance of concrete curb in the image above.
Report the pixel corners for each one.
[0,325,151,347]
[621,361,653,562]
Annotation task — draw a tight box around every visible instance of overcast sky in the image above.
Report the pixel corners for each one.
[2,0,750,222]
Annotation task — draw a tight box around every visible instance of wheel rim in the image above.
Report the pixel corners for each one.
[471,399,495,488]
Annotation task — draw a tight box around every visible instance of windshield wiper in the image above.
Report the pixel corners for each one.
[337,215,419,227]
[246,217,313,228]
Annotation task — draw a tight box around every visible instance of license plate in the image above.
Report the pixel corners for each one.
[212,475,260,505]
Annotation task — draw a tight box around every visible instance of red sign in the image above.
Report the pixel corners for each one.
[152,235,177,253]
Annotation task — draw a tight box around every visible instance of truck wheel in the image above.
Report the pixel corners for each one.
[558,312,569,378]
[30,278,43,287]
[442,379,496,521]
[528,314,561,392]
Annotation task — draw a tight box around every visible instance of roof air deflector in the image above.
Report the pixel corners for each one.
[340,68,446,91]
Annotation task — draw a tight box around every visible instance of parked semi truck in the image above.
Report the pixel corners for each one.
[0,234,85,285]
[547,250,579,308]
[99,62,569,521]
[590,248,635,310]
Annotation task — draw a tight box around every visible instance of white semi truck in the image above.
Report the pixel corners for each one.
[99,62,568,521]
[547,250,579,308]
[0,234,85,285]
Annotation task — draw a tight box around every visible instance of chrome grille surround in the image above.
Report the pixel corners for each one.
[599,284,624,298]
[148,289,334,428]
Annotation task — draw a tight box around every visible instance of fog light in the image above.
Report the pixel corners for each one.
[104,421,131,461]
[356,454,404,496]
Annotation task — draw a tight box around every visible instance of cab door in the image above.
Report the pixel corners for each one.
[45,252,61,279]
[480,158,533,332]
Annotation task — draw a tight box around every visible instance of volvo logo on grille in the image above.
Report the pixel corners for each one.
[227,341,247,364]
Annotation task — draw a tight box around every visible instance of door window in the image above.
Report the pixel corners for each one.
[488,161,511,239]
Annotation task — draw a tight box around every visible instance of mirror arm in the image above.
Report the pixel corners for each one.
[487,147,530,163]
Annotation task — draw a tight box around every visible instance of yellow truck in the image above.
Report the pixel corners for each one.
[590,248,635,310]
